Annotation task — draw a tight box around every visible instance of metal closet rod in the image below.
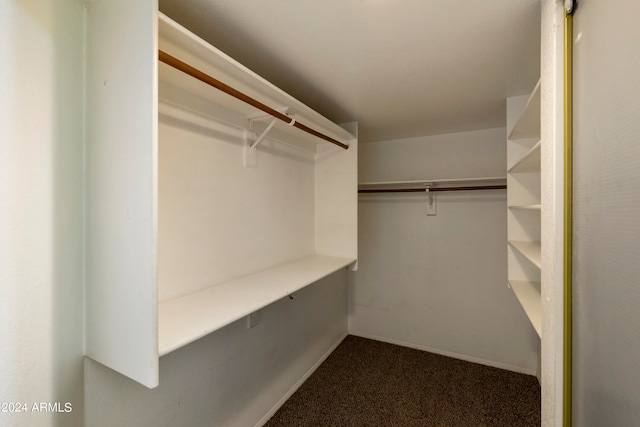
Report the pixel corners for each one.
[158,50,349,150]
[359,185,507,193]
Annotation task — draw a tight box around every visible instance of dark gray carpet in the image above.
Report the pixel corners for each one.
[265,335,541,426]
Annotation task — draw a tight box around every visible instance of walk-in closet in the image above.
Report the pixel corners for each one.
[77,1,559,425]
[14,0,640,426]
[79,0,560,425]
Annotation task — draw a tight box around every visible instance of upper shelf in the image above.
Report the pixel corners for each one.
[158,13,355,150]
[508,79,541,140]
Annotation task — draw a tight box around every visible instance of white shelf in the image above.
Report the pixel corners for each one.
[358,176,506,189]
[509,204,542,211]
[508,79,541,140]
[508,140,541,173]
[509,280,541,337]
[158,255,355,356]
[508,240,542,269]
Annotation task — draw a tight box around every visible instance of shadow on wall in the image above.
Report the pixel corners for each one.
[50,1,85,426]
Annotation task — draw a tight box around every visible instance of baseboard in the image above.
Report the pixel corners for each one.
[350,332,537,377]
[255,331,349,427]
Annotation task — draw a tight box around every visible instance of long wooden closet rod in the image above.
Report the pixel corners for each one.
[158,50,349,150]
[359,185,506,193]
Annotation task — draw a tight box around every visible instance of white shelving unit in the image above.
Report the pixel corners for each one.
[507,80,542,337]
[86,3,357,388]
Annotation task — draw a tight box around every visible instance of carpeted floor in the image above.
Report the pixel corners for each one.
[265,335,541,426]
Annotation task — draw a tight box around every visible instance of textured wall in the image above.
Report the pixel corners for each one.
[0,1,85,426]
[352,128,539,374]
[572,0,640,424]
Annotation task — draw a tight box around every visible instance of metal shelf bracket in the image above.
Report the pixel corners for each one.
[243,108,293,167]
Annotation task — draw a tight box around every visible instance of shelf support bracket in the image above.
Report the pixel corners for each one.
[243,117,278,168]
[425,186,437,216]
[250,117,278,153]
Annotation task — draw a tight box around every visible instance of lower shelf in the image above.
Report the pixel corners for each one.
[158,254,356,355]
[509,280,542,338]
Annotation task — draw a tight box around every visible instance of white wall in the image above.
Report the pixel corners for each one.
[85,270,347,427]
[351,128,539,373]
[0,1,85,426]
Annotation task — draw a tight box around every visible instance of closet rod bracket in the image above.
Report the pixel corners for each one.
[425,186,437,216]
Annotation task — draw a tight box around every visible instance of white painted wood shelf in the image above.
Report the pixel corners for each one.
[509,280,542,337]
[509,204,542,211]
[159,255,355,356]
[508,140,541,173]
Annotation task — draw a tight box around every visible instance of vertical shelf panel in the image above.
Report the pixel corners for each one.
[315,122,358,259]
[509,80,541,140]
[85,0,159,388]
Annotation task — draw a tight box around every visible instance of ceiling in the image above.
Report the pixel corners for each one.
[159,0,541,143]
